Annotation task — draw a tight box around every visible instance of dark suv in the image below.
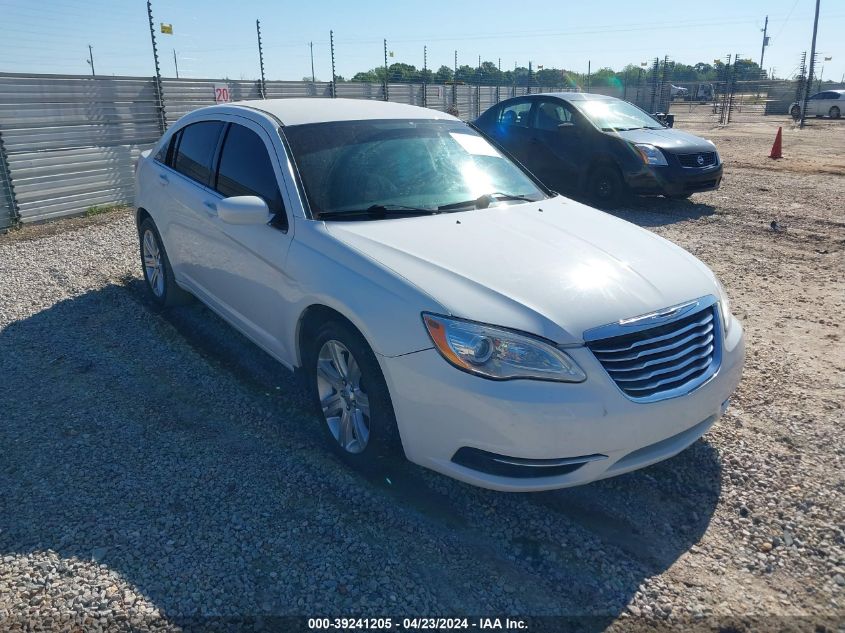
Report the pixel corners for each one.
[474,92,722,206]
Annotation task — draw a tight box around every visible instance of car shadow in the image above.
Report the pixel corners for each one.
[567,191,718,228]
[0,281,722,630]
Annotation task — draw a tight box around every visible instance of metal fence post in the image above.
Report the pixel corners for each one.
[383,39,389,102]
[330,30,337,98]
[0,125,21,228]
[256,19,266,99]
[146,0,167,133]
[422,46,427,108]
[453,50,458,111]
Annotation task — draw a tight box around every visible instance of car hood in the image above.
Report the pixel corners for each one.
[325,197,719,345]
[614,127,715,153]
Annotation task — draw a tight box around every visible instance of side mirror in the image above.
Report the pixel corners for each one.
[217,196,271,225]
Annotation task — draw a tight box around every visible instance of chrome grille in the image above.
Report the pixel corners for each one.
[586,302,721,402]
[677,152,717,168]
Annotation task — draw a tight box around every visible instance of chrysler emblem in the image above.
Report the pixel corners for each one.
[696,154,705,166]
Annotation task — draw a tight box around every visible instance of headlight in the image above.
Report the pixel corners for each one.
[714,278,733,336]
[422,314,586,382]
[634,143,668,166]
[705,140,721,164]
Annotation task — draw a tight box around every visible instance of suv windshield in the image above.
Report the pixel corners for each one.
[283,119,546,218]
[572,99,663,132]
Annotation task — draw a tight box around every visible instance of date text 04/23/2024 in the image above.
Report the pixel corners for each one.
[307,617,528,630]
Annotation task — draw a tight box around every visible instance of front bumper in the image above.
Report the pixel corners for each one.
[380,316,744,492]
[625,162,723,197]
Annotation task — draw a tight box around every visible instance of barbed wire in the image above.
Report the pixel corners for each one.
[0,0,841,84]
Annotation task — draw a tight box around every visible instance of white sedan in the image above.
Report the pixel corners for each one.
[134,98,745,491]
[790,89,844,119]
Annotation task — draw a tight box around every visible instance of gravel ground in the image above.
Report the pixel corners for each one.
[0,116,843,632]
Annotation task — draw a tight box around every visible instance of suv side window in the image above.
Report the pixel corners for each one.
[215,123,287,230]
[498,101,532,127]
[172,121,224,186]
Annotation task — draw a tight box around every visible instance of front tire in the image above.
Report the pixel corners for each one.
[306,320,401,470]
[830,106,841,119]
[790,105,801,120]
[138,218,191,307]
[588,165,625,208]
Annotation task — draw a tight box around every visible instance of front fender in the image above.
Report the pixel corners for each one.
[285,219,444,365]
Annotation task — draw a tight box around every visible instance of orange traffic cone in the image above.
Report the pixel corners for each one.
[769,127,783,159]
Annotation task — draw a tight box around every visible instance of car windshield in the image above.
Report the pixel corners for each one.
[572,99,663,132]
[283,119,546,218]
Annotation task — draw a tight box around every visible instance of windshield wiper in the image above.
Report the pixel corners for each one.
[437,192,536,211]
[317,204,440,221]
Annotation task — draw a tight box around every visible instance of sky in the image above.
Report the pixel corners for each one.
[1,0,843,83]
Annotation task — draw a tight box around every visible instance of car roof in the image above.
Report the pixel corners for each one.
[521,92,617,102]
[203,98,459,126]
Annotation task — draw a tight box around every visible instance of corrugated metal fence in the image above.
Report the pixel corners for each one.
[0,72,565,226]
[0,73,160,225]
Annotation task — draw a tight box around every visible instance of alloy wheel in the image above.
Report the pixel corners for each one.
[316,339,371,454]
[142,229,164,298]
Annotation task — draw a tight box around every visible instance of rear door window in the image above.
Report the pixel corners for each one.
[215,123,286,228]
[533,101,573,130]
[172,121,224,186]
[498,100,532,127]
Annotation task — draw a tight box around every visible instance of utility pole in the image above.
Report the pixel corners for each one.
[310,42,315,83]
[800,0,821,129]
[172,49,179,78]
[759,15,769,74]
[329,30,336,98]
[256,19,266,98]
[146,0,166,133]
[383,39,389,101]
[86,44,95,76]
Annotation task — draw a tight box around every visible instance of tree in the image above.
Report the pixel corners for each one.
[337,56,767,89]
[351,70,379,82]
[433,65,453,83]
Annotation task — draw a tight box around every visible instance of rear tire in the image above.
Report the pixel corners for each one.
[790,105,801,120]
[588,165,626,209]
[138,218,192,307]
[830,106,841,119]
[306,319,402,471]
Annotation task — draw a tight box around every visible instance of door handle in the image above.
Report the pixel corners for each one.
[203,200,218,216]
[158,173,169,185]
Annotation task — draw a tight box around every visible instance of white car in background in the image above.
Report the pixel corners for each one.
[790,90,844,119]
[134,98,745,492]
[670,85,689,99]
